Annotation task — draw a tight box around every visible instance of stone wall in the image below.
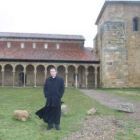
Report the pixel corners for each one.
[4,65,13,86]
[100,21,128,87]
[95,2,140,88]
[124,4,140,87]
[1,40,84,50]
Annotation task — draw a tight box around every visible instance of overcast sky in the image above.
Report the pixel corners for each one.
[0,0,105,47]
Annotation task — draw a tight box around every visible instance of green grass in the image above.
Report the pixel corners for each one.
[116,129,140,140]
[99,88,140,102]
[0,87,140,140]
[98,88,140,140]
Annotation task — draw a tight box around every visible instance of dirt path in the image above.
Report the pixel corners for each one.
[80,89,140,121]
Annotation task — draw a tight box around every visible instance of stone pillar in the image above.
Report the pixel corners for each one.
[85,68,88,89]
[24,70,26,87]
[34,69,37,87]
[44,72,47,81]
[99,67,101,87]
[44,66,48,81]
[65,70,68,87]
[45,69,47,81]
[12,70,15,87]
[75,70,78,89]
[2,70,4,87]
[94,67,98,89]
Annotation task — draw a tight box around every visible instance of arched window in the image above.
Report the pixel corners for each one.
[133,18,139,31]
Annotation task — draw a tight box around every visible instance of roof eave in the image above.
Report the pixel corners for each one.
[95,2,107,25]
[0,36,85,42]
[0,58,100,64]
[0,32,85,42]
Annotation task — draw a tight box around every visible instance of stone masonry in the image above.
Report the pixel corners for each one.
[100,21,128,87]
[94,1,140,88]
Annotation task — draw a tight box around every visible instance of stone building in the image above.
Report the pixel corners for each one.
[94,0,140,88]
[0,32,100,88]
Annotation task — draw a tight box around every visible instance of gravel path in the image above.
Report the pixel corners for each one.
[64,115,126,140]
[63,89,140,140]
[80,89,140,121]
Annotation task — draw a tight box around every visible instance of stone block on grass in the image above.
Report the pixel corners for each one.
[87,108,97,115]
[13,110,31,121]
[61,104,68,116]
[117,103,134,113]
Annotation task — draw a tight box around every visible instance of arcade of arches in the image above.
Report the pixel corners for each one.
[0,62,100,88]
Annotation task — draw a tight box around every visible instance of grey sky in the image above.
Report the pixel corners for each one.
[0,0,105,47]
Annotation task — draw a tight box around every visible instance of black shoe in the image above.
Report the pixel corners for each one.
[55,125,60,130]
[47,125,53,130]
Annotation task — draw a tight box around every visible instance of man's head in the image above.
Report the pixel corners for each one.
[50,67,57,77]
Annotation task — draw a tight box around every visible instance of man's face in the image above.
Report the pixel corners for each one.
[50,68,57,77]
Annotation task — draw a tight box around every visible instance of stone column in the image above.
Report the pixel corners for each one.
[45,69,47,81]
[12,70,15,87]
[44,71,47,82]
[24,70,26,87]
[75,70,78,89]
[99,67,101,87]
[34,69,37,87]
[44,66,48,81]
[65,70,68,87]
[85,68,88,89]
[94,67,98,89]
[2,70,4,87]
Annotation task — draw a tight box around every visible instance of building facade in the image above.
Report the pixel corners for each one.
[94,0,140,88]
[0,32,100,88]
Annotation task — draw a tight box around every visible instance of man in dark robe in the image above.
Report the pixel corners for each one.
[36,67,65,130]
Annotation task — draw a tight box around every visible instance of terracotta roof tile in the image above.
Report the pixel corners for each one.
[0,46,99,62]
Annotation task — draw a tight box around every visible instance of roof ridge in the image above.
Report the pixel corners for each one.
[0,32,85,41]
[106,0,140,1]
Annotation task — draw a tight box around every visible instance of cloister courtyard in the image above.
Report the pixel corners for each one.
[1,87,140,140]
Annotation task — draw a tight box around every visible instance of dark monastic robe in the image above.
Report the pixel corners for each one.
[35,76,65,125]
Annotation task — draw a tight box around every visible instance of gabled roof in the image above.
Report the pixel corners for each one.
[0,32,85,41]
[95,0,140,25]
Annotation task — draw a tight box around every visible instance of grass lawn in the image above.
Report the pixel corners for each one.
[0,87,140,140]
[100,88,140,102]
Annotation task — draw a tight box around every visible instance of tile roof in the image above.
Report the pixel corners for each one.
[0,32,85,41]
[106,0,140,1]
[0,46,99,62]
[95,0,140,25]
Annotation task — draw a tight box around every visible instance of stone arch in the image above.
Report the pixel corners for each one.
[36,64,46,68]
[4,64,13,69]
[47,65,56,77]
[88,66,95,88]
[36,65,45,86]
[88,64,95,67]
[78,65,86,88]
[26,64,34,86]
[57,65,66,82]
[0,65,2,86]
[68,64,76,69]
[77,65,85,69]
[97,66,100,87]
[4,64,13,86]
[15,65,25,86]
[68,65,75,87]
